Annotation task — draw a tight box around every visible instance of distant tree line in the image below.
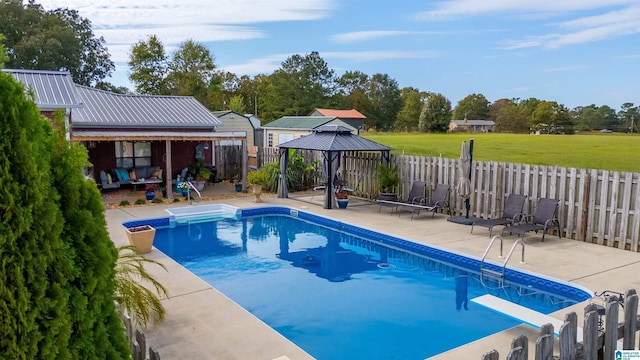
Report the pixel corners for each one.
[1,0,638,134]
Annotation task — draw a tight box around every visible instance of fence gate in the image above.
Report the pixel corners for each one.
[215,144,242,181]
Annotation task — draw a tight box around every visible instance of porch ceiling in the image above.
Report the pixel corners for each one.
[72,130,246,141]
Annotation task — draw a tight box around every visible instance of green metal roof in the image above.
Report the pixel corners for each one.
[262,116,340,129]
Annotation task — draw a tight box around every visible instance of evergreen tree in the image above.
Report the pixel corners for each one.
[0,71,129,359]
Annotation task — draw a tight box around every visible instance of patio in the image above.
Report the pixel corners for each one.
[104,189,640,359]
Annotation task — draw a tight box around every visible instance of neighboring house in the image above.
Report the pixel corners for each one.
[309,108,366,131]
[449,119,495,133]
[261,116,358,148]
[3,68,249,196]
[212,110,260,146]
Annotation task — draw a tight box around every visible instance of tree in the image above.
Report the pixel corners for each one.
[128,35,169,95]
[0,71,129,359]
[166,39,216,105]
[228,95,246,113]
[619,103,638,133]
[489,98,514,122]
[452,93,490,120]
[0,34,9,67]
[530,101,574,134]
[495,103,530,133]
[49,110,130,358]
[394,87,428,132]
[332,70,373,126]
[365,73,402,131]
[0,1,114,86]
[265,51,335,120]
[418,92,452,133]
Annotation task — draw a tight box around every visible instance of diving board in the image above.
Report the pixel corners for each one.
[471,294,583,342]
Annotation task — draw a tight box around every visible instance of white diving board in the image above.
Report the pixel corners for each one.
[471,294,583,342]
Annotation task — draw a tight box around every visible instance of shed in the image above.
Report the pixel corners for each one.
[261,116,358,148]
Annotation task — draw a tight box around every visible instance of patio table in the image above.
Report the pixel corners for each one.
[130,179,163,192]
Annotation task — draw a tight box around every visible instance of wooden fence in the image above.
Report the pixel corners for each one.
[215,144,243,180]
[116,302,161,360]
[482,289,638,360]
[261,148,640,252]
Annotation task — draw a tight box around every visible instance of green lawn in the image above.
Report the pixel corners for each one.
[361,132,640,173]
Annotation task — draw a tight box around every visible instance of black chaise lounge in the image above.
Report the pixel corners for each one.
[471,194,527,236]
[501,198,561,242]
[397,183,450,220]
[377,181,427,213]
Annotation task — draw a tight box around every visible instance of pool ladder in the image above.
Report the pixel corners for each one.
[185,181,202,205]
[480,235,525,286]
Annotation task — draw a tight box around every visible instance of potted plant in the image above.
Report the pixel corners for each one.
[247,168,270,203]
[177,181,190,197]
[124,225,156,253]
[188,159,212,191]
[377,163,399,201]
[335,188,349,209]
[144,183,157,201]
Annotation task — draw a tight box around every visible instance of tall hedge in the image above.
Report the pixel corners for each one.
[0,72,128,358]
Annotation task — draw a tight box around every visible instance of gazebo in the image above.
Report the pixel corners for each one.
[277,125,392,209]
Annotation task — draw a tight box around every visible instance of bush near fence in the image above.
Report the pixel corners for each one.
[262,148,640,252]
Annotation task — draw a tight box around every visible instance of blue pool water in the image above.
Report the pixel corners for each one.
[129,207,590,360]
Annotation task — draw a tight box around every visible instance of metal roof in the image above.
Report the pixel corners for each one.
[278,125,391,151]
[262,116,340,129]
[312,108,366,119]
[73,85,222,128]
[2,69,82,108]
[451,120,495,126]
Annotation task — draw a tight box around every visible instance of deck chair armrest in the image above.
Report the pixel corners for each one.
[521,214,534,223]
[511,212,526,223]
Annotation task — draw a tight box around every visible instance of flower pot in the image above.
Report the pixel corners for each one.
[125,225,156,253]
[337,199,349,209]
[195,181,206,191]
[235,183,243,192]
[145,191,155,200]
[252,185,263,203]
[181,190,189,197]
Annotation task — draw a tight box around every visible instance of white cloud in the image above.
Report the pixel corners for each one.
[500,6,640,49]
[331,31,434,43]
[414,0,637,20]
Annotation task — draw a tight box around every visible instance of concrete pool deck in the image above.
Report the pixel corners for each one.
[105,188,640,359]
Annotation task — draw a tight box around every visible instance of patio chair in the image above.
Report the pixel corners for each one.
[501,198,561,242]
[398,183,450,220]
[377,181,426,213]
[471,194,527,236]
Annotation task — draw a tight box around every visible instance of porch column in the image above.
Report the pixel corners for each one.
[165,140,173,199]
[242,139,248,189]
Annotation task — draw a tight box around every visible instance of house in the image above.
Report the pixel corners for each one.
[449,118,495,133]
[309,108,366,131]
[261,116,358,148]
[3,68,249,197]
[212,110,260,146]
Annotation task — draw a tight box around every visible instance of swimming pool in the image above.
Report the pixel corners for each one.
[124,206,591,359]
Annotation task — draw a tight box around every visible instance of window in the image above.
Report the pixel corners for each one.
[115,141,151,168]
[278,133,293,145]
[267,133,273,147]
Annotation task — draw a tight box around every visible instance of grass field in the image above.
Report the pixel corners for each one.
[361,132,640,173]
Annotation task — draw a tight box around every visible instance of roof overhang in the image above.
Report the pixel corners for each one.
[72,130,247,141]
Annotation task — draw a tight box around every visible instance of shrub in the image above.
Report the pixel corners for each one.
[135,199,146,205]
[119,200,131,206]
[247,168,270,187]
[151,198,163,204]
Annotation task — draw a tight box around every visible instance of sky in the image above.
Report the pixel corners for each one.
[36,0,640,110]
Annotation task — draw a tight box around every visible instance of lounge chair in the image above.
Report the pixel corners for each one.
[471,194,527,236]
[397,183,450,220]
[501,198,561,242]
[377,181,426,213]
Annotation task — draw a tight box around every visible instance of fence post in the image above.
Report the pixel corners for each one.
[624,290,638,349]
[604,297,620,360]
[481,349,499,360]
[506,335,528,360]
[558,317,576,360]
[535,334,554,360]
[149,346,161,360]
[583,310,599,360]
[135,329,146,360]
